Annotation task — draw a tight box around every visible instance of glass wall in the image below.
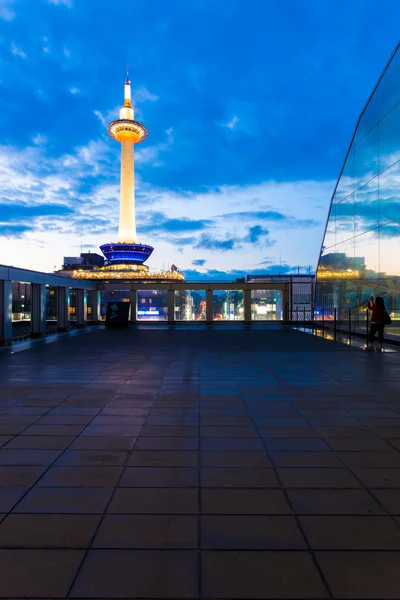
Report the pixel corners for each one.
[316,43,400,336]
[251,290,282,320]
[137,289,168,321]
[46,285,58,332]
[174,290,206,321]
[11,281,31,338]
[100,290,130,321]
[213,290,244,321]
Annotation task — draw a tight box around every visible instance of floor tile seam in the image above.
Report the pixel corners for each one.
[67,350,164,574]
[19,363,152,600]
[241,390,334,600]
[319,447,397,520]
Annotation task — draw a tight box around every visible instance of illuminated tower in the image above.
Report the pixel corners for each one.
[100,74,154,266]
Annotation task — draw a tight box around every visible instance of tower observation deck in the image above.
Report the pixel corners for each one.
[100,75,153,266]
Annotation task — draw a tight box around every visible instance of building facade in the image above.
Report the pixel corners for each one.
[316,42,400,327]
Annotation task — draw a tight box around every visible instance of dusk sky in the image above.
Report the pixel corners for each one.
[0,0,399,280]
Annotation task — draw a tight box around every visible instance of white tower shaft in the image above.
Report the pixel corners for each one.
[117,141,136,243]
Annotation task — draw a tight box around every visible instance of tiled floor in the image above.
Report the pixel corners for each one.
[1,325,400,598]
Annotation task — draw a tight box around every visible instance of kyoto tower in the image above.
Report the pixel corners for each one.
[100,74,154,266]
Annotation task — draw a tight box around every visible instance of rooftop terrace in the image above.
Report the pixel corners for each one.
[0,325,400,598]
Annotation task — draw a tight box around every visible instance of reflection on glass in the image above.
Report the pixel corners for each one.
[174,290,206,321]
[212,290,244,321]
[100,290,130,321]
[46,286,58,331]
[69,288,77,323]
[316,44,400,331]
[137,290,168,321]
[251,290,282,320]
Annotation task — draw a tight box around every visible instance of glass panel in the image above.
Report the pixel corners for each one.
[46,286,57,332]
[322,204,336,251]
[69,288,76,324]
[353,125,379,190]
[11,282,31,338]
[100,290,130,321]
[335,196,355,244]
[137,290,168,321]
[174,290,206,321]
[212,290,244,321]
[354,90,379,145]
[354,230,378,279]
[379,220,400,278]
[251,290,282,321]
[379,101,400,171]
[354,178,378,236]
[334,152,355,204]
[377,48,400,120]
[379,161,400,224]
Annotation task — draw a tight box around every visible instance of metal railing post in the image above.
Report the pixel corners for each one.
[322,307,325,330]
[334,307,337,340]
[366,307,369,345]
[348,308,352,343]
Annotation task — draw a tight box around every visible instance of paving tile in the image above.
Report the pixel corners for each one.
[128,450,199,467]
[202,550,329,598]
[80,425,142,437]
[70,549,198,598]
[370,489,400,514]
[288,488,385,515]
[13,486,113,513]
[200,451,272,467]
[201,416,253,426]
[92,514,198,548]
[201,426,257,437]
[0,465,46,486]
[264,438,330,451]
[38,466,123,487]
[134,437,199,451]
[326,438,393,451]
[140,425,198,437]
[337,451,400,468]
[119,466,198,487]
[300,515,400,549]
[353,468,400,488]
[3,435,75,449]
[202,488,292,514]
[0,514,100,547]
[20,424,84,436]
[69,436,137,450]
[316,551,400,599]
[201,467,278,488]
[108,488,198,514]
[37,414,94,425]
[200,437,264,451]
[0,549,84,598]
[278,467,362,488]
[201,515,306,549]
[259,426,318,438]
[269,451,342,467]
[0,487,29,512]
[0,448,61,465]
[55,450,129,466]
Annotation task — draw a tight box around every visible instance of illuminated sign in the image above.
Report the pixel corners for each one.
[137,310,160,315]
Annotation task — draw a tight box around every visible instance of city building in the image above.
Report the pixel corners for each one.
[316,42,400,321]
[58,74,184,283]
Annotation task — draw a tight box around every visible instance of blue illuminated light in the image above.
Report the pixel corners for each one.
[100,242,154,265]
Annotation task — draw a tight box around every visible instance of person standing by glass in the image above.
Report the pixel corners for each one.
[367,296,386,352]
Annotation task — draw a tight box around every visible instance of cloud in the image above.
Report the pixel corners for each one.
[10,42,26,59]
[221,210,319,228]
[133,87,159,103]
[0,0,15,20]
[69,87,80,95]
[192,259,206,266]
[139,211,211,234]
[183,264,313,282]
[243,225,270,244]
[195,234,237,251]
[32,134,48,146]
[221,115,239,130]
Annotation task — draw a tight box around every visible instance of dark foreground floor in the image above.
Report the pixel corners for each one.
[1,325,400,599]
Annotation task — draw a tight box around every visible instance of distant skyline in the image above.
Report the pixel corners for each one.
[0,0,399,280]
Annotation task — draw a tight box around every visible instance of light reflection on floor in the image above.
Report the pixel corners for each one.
[294,326,398,352]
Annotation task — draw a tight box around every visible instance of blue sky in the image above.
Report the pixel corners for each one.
[0,0,399,280]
